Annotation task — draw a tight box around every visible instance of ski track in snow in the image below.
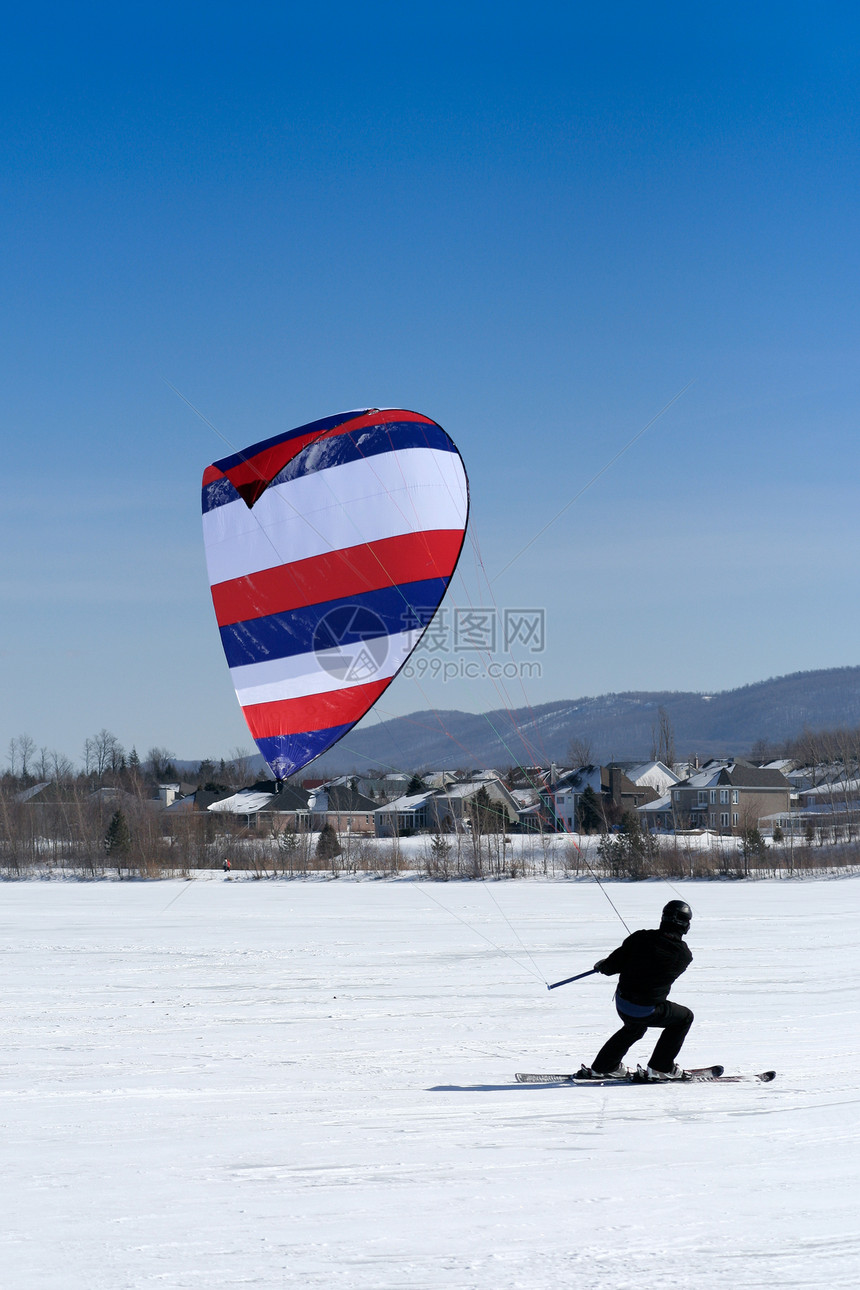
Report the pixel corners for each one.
[0,877,858,1289]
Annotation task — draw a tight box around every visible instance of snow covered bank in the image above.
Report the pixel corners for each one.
[1,878,858,1288]
[6,824,860,883]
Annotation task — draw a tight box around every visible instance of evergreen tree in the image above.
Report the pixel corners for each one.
[577,785,605,834]
[196,759,217,787]
[467,786,505,833]
[104,810,131,858]
[315,822,342,861]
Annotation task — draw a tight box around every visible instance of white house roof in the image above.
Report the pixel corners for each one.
[422,771,459,788]
[207,789,278,814]
[677,767,724,790]
[802,778,860,798]
[510,788,539,806]
[626,761,680,794]
[551,767,602,797]
[639,792,673,813]
[15,782,50,803]
[375,792,435,813]
[434,781,488,800]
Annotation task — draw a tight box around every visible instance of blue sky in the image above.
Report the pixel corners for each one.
[3,2,860,766]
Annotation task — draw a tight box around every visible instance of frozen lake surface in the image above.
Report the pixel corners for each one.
[1,875,858,1289]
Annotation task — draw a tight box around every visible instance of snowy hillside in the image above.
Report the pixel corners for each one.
[1,876,857,1288]
[306,664,860,771]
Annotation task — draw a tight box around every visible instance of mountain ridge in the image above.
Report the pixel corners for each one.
[301,665,860,774]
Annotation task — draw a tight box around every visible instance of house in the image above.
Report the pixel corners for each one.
[166,787,236,814]
[430,776,520,832]
[310,773,411,804]
[637,792,675,832]
[796,777,860,811]
[542,765,659,832]
[207,782,311,831]
[374,775,521,837]
[309,783,378,833]
[665,761,791,833]
[624,760,680,798]
[374,791,437,837]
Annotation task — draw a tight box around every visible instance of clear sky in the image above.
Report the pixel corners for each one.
[3,2,860,767]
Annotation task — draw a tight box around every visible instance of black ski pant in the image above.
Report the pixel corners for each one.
[591,1000,694,1074]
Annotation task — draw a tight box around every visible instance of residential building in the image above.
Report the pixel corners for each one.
[309,783,378,833]
[207,783,311,831]
[374,775,520,837]
[542,765,659,833]
[374,791,437,837]
[664,761,790,833]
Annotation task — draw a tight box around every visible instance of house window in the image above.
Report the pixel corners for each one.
[732,790,739,804]
[720,789,729,805]
[698,791,707,805]
[720,812,729,827]
[732,812,739,826]
[709,813,715,826]
[710,790,716,804]
[673,790,681,801]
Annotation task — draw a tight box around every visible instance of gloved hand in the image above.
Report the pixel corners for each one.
[593,959,605,972]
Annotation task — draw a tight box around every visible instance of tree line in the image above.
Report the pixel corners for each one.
[4,729,257,793]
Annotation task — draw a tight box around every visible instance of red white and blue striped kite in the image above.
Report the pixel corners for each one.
[202,408,469,780]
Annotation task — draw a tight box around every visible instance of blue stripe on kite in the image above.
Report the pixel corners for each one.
[271,422,457,488]
[211,411,366,477]
[219,577,449,669]
[201,474,241,514]
[201,419,456,514]
[255,726,353,780]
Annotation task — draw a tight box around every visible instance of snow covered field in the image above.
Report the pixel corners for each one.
[1,875,857,1290]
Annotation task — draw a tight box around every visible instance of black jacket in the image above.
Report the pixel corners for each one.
[597,928,692,1006]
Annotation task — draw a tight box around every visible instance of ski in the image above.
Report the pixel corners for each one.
[515,1064,722,1084]
[515,1065,776,1085]
[697,1069,776,1084]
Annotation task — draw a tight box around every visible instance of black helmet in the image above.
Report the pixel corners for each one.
[661,900,692,934]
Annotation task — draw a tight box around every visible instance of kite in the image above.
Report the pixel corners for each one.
[202,408,469,780]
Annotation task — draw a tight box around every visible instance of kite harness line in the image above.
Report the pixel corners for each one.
[411,882,548,986]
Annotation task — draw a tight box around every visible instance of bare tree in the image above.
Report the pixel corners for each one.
[84,730,124,780]
[650,707,675,768]
[226,747,256,789]
[17,734,36,779]
[50,749,75,783]
[566,736,592,767]
[750,736,774,764]
[145,747,177,781]
[791,726,822,782]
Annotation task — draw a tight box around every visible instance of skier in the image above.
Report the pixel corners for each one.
[581,900,694,1081]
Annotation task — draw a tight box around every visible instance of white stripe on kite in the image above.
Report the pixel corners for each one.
[230,629,422,707]
[203,448,467,586]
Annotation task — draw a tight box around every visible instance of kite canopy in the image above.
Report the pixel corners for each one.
[202,408,469,780]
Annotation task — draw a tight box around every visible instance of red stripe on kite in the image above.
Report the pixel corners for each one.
[241,678,391,739]
[211,529,463,627]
